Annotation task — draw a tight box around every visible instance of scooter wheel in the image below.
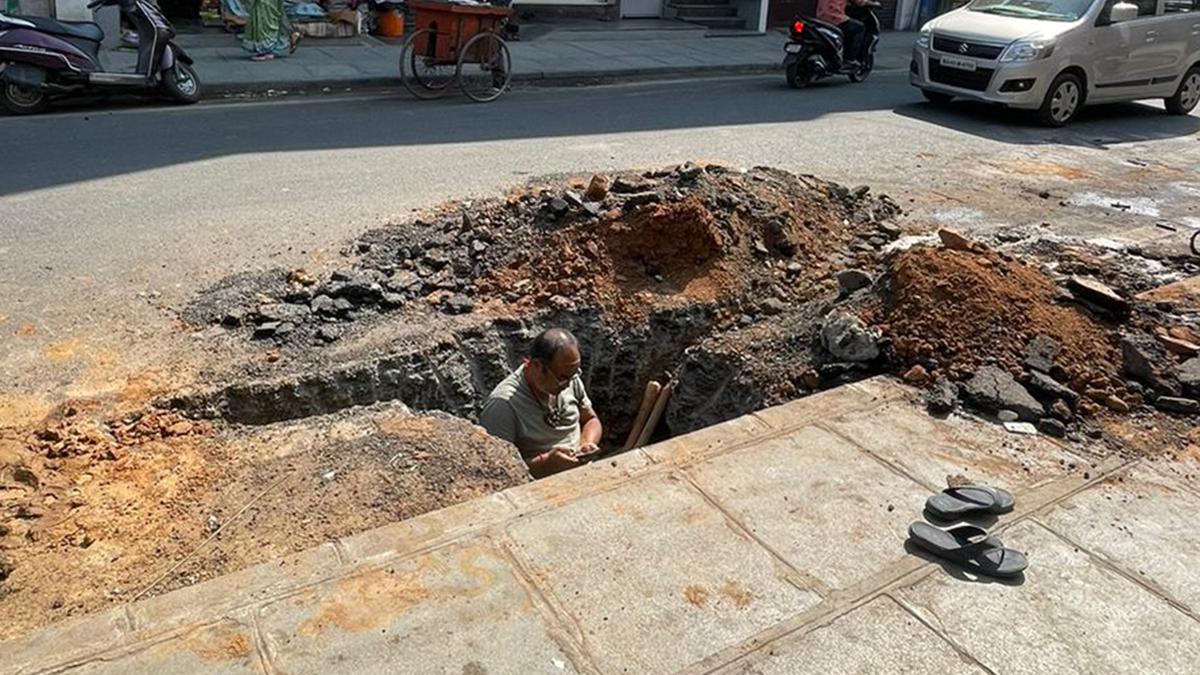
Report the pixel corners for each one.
[1,81,48,115]
[786,60,812,89]
[161,62,201,104]
[848,54,874,83]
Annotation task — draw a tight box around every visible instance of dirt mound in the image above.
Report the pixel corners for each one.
[0,401,529,642]
[186,164,902,339]
[876,247,1120,392]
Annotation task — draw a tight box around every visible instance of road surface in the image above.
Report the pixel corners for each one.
[2,72,1198,418]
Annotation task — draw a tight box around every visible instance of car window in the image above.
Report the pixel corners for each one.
[1132,0,1157,15]
[1101,0,1160,17]
[1163,0,1197,12]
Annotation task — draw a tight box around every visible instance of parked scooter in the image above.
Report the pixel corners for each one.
[782,3,881,89]
[0,0,199,115]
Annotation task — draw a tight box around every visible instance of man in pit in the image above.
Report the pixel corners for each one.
[479,328,603,478]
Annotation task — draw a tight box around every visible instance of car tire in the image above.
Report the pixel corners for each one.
[1,80,48,115]
[921,89,953,105]
[1036,72,1084,127]
[1165,65,1200,116]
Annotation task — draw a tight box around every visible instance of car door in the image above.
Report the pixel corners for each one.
[1162,0,1200,78]
[1089,0,1164,101]
[1142,0,1196,93]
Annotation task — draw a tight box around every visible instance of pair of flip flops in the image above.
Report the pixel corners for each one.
[908,485,1028,578]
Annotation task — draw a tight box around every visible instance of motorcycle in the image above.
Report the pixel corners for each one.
[0,0,199,115]
[782,3,880,89]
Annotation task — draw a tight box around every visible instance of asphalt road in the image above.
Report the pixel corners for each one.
[2,72,1198,412]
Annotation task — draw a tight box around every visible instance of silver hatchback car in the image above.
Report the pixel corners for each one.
[910,0,1200,125]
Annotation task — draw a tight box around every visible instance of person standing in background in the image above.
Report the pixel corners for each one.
[241,0,299,61]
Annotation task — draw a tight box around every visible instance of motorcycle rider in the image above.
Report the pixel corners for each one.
[816,0,879,69]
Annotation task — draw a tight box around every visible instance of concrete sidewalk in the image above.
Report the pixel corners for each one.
[106,30,917,98]
[4,377,1199,674]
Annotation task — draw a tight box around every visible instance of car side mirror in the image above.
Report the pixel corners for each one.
[1108,1,1138,23]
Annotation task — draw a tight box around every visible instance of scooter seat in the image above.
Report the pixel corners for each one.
[21,15,104,43]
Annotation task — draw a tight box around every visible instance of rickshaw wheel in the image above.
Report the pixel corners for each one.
[457,32,512,103]
[401,28,456,99]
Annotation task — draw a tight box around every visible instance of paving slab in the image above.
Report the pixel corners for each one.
[69,617,262,675]
[823,398,1084,492]
[748,378,905,432]
[1,605,130,675]
[687,425,928,593]
[256,538,581,674]
[896,519,1200,674]
[6,378,1199,675]
[1038,464,1200,614]
[505,471,822,674]
[715,596,985,674]
[643,410,772,466]
[335,492,516,565]
[126,542,343,641]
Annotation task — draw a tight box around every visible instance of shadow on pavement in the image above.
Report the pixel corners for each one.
[3,70,1197,196]
[893,98,1200,149]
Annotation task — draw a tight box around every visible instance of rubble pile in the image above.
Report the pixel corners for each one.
[866,230,1200,444]
[190,164,902,340]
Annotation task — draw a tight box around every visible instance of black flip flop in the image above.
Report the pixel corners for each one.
[908,522,1028,578]
[925,485,1015,520]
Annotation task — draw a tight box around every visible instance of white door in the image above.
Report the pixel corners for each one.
[621,0,662,18]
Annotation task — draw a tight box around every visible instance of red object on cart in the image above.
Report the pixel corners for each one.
[408,0,512,64]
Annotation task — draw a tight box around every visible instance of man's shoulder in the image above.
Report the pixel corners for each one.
[485,366,526,404]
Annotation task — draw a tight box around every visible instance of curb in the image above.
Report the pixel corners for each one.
[201,62,909,101]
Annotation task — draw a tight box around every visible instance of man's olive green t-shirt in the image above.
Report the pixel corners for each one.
[479,364,592,461]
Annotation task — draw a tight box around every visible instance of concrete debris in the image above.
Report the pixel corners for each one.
[902,365,929,385]
[1050,399,1074,422]
[612,175,658,193]
[1155,396,1199,415]
[1037,417,1067,438]
[1178,358,1200,398]
[1003,421,1038,435]
[937,228,981,253]
[819,311,880,363]
[584,174,611,201]
[1024,335,1061,374]
[1155,331,1200,358]
[1068,276,1130,315]
[924,380,959,415]
[962,366,1044,422]
[1025,370,1079,405]
[836,269,873,295]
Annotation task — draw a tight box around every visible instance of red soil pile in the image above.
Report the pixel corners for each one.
[874,247,1121,392]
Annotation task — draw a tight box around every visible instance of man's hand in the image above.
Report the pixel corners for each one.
[575,443,602,461]
[529,447,580,478]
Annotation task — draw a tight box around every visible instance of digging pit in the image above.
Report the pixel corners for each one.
[5,163,1200,642]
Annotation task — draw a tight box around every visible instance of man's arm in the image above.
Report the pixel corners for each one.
[579,407,603,449]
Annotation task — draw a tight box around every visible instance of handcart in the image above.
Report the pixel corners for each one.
[399,0,514,102]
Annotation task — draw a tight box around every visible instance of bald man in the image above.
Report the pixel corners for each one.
[479,328,604,478]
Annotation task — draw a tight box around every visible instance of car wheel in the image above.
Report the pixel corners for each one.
[921,89,953,105]
[1036,73,1084,127]
[1165,66,1200,115]
[1,80,48,115]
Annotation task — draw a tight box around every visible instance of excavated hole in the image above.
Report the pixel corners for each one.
[171,297,848,449]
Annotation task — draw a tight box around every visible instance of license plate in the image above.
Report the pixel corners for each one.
[939,56,977,72]
[785,43,803,53]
